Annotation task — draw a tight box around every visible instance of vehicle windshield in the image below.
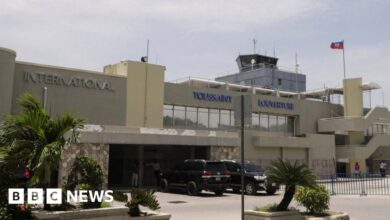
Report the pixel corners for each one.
[244,163,264,173]
[206,162,227,172]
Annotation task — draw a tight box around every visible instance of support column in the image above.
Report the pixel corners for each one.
[190,146,195,159]
[280,147,285,160]
[306,148,310,168]
[138,146,144,187]
[343,78,364,144]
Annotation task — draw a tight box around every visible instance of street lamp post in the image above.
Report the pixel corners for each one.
[241,95,245,220]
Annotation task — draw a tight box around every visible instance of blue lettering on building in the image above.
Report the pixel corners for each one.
[258,99,294,110]
[193,91,232,103]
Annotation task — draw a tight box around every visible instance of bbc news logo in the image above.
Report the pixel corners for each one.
[8,188,114,204]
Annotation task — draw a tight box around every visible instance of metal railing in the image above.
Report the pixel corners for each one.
[316,173,390,196]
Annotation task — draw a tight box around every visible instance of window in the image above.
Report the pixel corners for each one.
[186,107,197,128]
[231,111,235,128]
[277,115,287,132]
[252,113,260,129]
[163,105,173,127]
[269,115,277,132]
[220,110,231,128]
[287,116,295,134]
[198,108,209,128]
[209,109,220,129]
[260,114,268,131]
[173,106,186,127]
[278,78,282,86]
[163,105,234,130]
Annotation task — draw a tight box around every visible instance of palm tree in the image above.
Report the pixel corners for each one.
[267,159,317,211]
[0,93,84,210]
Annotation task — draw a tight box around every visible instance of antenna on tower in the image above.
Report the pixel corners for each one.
[295,52,300,73]
[273,47,276,57]
[295,52,300,92]
[147,39,149,62]
[253,39,257,54]
[141,39,149,63]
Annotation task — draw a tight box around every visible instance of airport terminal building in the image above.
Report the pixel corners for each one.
[1,47,390,189]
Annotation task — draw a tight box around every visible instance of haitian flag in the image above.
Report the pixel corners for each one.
[330,41,344,49]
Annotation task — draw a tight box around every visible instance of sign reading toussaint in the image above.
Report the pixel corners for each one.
[193,91,232,103]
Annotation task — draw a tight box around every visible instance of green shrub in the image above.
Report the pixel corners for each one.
[113,191,128,202]
[65,156,104,191]
[78,183,102,209]
[0,206,11,220]
[295,185,330,214]
[64,156,104,209]
[127,188,160,217]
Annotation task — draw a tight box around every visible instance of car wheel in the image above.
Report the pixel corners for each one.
[245,182,257,195]
[266,187,277,195]
[187,181,199,196]
[160,179,169,192]
[214,189,224,196]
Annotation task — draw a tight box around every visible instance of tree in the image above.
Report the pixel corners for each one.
[267,159,317,211]
[0,93,84,210]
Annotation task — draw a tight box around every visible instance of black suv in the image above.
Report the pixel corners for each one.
[160,159,230,196]
[222,160,278,195]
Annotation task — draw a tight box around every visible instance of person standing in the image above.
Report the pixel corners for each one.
[147,159,161,188]
[380,161,387,177]
[354,162,361,178]
[131,171,138,187]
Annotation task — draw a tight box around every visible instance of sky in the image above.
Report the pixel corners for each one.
[1,0,390,107]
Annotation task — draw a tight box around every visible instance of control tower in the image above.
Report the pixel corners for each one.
[215,54,306,92]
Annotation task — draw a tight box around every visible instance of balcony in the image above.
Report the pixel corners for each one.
[318,107,389,133]
[336,133,390,159]
[251,132,334,149]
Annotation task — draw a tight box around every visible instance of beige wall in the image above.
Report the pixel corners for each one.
[0,47,16,121]
[12,62,127,125]
[343,77,363,117]
[106,61,165,128]
[343,77,364,144]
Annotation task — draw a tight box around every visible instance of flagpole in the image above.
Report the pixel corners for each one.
[342,40,346,79]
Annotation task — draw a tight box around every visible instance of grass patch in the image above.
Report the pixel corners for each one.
[255,203,279,212]
[101,202,111,208]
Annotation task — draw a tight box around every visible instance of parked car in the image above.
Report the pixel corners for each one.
[222,160,279,195]
[160,159,230,196]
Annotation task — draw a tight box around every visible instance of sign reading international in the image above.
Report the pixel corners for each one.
[258,99,294,110]
[23,71,115,91]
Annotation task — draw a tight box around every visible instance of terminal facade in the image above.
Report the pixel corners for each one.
[1,47,389,188]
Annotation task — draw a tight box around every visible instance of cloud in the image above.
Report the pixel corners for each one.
[1,0,334,33]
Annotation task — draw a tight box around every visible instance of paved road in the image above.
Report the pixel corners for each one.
[154,190,390,220]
